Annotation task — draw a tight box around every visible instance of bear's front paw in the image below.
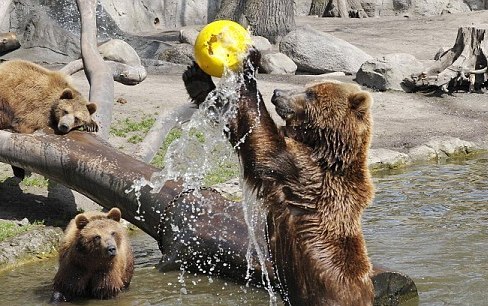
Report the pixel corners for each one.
[81,121,99,133]
[182,62,216,107]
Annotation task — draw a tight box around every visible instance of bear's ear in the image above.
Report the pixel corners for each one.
[349,91,372,119]
[86,103,97,115]
[107,208,121,222]
[75,214,89,229]
[60,88,74,100]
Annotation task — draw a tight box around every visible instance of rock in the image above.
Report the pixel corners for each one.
[0,226,63,267]
[356,53,424,91]
[179,26,202,45]
[21,9,80,59]
[368,149,411,170]
[100,0,221,33]
[98,39,142,66]
[260,52,297,75]
[410,137,478,160]
[158,43,194,65]
[414,0,470,15]
[251,36,273,53]
[279,26,372,74]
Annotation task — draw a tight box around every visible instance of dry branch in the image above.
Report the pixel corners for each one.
[75,0,114,139]
[60,59,147,85]
[0,32,20,56]
[404,25,488,93]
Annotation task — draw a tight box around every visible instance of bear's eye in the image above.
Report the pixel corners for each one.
[111,231,116,237]
[93,235,101,242]
[63,110,69,115]
[305,90,316,101]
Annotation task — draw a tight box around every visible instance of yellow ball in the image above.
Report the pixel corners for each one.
[194,20,251,77]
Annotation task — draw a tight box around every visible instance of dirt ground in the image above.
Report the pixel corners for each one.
[1,11,488,226]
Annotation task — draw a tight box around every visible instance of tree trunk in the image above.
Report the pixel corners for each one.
[404,25,488,94]
[216,0,295,44]
[310,0,368,17]
[0,32,20,56]
[309,0,328,15]
[0,130,418,304]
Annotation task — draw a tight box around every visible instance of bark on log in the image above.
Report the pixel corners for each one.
[75,0,114,139]
[0,130,418,304]
[404,25,488,94]
[0,32,20,56]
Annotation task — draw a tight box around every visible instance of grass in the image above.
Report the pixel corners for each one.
[0,220,44,242]
[151,128,183,169]
[21,176,49,188]
[203,160,240,187]
[110,117,156,144]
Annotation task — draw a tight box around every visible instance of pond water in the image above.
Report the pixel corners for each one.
[0,155,486,305]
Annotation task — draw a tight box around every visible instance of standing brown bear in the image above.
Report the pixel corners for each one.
[0,59,98,178]
[183,51,375,305]
[51,208,134,303]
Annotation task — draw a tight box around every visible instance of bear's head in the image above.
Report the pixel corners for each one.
[74,208,124,260]
[51,88,98,134]
[271,81,373,171]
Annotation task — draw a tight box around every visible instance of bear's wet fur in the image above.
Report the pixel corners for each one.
[0,60,98,178]
[183,51,375,305]
[51,208,134,302]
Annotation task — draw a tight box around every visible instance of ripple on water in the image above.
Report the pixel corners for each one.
[365,155,488,305]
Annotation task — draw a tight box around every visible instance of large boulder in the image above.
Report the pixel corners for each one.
[355,53,424,91]
[279,26,372,74]
[260,52,297,75]
[158,43,194,65]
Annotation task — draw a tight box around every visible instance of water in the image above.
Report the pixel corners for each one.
[0,156,486,304]
[364,155,488,306]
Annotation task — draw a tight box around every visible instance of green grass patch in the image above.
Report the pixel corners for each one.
[110,117,156,143]
[151,128,183,169]
[0,220,44,242]
[21,176,49,188]
[203,160,240,187]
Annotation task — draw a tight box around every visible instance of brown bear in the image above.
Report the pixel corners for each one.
[51,208,134,302]
[0,59,98,178]
[183,51,375,305]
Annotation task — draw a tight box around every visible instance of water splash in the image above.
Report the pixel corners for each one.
[127,61,277,303]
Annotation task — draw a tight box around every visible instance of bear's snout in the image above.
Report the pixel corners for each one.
[272,90,295,120]
[107,245,117,257]
[58,123,70,134]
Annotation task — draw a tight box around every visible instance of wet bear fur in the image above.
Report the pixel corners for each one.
[51,208,134,302]
[183,51,375,305]
[0,60,98,178]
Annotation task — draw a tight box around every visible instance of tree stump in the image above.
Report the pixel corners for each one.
[404,25,488,94]
[0,32,20,56]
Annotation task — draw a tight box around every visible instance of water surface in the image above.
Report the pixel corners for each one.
[0,156,486,305]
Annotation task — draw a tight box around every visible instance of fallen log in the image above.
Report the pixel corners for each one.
[404,25,488,94]
[0,130,417,304]
[0,32,20,56]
